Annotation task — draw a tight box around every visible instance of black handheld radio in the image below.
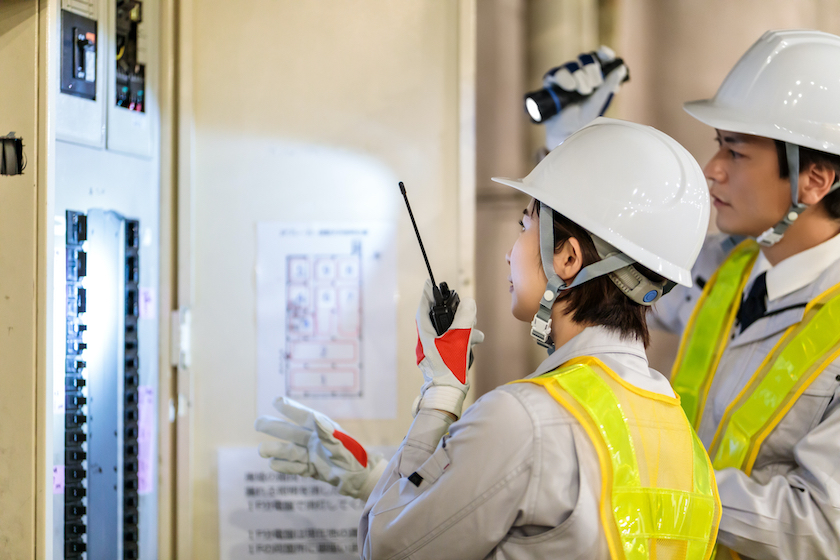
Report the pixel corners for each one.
[398,181,460,336]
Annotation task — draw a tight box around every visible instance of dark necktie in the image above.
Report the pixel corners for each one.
[736,271,768,334]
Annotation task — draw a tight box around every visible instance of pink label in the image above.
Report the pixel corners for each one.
[53,465,64,494]
[139,288,156,320]
[137,386,155,494]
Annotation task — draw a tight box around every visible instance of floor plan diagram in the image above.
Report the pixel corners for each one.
[285,243,363,397]
[257,222,396,419]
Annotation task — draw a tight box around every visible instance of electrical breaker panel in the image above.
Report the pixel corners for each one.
[57,0,155,155]
[57,210,146,560]
[52,0,158,556]
[63,211,89,558]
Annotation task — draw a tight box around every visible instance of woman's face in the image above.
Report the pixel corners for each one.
[506,200,549,322]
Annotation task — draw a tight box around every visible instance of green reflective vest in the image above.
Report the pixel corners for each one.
[671,238,840,475]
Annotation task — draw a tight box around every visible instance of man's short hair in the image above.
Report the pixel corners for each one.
[774,140,840,220]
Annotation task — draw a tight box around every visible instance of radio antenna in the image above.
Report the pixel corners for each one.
[398,181,437,288]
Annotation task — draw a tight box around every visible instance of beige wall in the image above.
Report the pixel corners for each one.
[474,0,532,394]
[0,1,40,558]
[181,2,474,557]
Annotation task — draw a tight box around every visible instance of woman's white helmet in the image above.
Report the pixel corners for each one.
[492,118,709,349]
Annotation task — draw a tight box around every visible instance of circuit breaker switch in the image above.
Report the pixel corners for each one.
[60,11,97,100]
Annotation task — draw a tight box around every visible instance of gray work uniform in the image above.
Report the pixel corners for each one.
[358,326,677,560]
[651,233,840,560]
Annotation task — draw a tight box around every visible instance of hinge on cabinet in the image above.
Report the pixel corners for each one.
[169,308,191,369]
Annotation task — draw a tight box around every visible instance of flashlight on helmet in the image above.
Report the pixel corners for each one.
[524,56,628,124]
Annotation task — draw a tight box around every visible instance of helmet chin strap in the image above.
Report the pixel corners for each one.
[531,202,635,352]
[756,142,840,247]
[756,143,807,246]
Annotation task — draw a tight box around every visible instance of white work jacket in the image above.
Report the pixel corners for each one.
[652,233,840,560]
[358,326,676,560]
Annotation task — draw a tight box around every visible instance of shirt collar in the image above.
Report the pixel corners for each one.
[530,325,648,377]
[755,232,840,302]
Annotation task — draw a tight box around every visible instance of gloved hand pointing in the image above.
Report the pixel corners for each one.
[255,396,386,502]
[414,279,484,419]
[543,46,629,149]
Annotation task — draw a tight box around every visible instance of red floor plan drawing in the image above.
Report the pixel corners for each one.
[284,242,362,397]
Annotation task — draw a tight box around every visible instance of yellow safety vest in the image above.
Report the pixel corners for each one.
[671,240,761,429]
[671,239,840,473]
[516,357,721,560]
[671,239,840,559]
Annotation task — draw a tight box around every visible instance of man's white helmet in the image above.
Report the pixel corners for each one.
[492,118,710,349]
[684,30,840,156]
[684,30,840,246]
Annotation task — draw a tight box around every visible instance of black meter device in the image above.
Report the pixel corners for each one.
[398,181,461,336]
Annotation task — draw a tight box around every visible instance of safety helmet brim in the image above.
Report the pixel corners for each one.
[682,30,840,156]
[683,99,840,155]
[491,175,694,287]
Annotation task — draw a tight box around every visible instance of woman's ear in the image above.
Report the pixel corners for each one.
[799,163,838,205]
[553,237,584,283]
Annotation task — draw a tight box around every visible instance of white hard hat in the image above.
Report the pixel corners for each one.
[684,30,840,156]
[492,117,709,288]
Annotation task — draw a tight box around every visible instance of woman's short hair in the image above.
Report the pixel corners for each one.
[533,204,664,346]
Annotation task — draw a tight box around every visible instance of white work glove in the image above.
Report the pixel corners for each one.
[413,279,485,419]
[254,397,386,502]
[543,46,628,149]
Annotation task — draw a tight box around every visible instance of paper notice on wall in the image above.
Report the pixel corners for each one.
[256,223,397,419]
[218,446,395,560]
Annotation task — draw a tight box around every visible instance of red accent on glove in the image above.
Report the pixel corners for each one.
[333,429,368,468]
[416,326,425,365]
[434,328,471,384]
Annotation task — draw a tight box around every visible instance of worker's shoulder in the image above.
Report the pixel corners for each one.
[812,253,840,293]
[477,380,580,428]
[694,232,736,279]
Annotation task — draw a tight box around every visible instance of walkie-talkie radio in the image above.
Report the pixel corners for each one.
[398,181,460,336]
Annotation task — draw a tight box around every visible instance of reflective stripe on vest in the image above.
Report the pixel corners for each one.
[671,240,760,428]
[709,281,840,473]
[670,237,840,476]
[516,357,721,560]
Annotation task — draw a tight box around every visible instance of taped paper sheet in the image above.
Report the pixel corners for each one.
[218,446,395,560]
[256,222,397,419]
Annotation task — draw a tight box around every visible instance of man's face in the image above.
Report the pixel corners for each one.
[704,130,792,237]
